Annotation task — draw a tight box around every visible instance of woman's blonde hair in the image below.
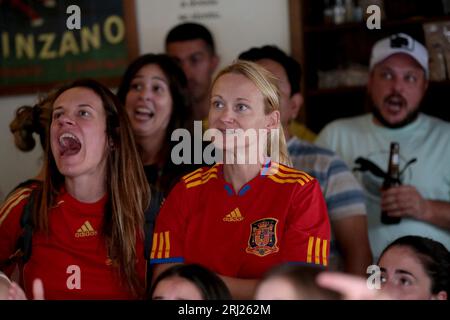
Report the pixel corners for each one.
[211,60,292,166]
[37,79,150,297]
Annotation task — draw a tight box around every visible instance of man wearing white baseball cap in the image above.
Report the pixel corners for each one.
[316,33,450,259]
[370,33,429,79]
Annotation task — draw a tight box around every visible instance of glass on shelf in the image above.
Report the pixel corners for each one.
[318,64,369,89]
[423,22,449,81]
[323,0,364,25]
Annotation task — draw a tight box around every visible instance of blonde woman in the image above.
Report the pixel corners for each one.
[151,61,330,299]
[0,79,150,299]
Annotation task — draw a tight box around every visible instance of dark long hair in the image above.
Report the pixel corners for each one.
[117,53,191,133]
[39,79,150,297]
[117,54,194,194]
[379,236,450,295]
[150,264,231,300]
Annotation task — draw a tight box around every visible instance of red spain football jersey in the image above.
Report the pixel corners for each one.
[151,162,331,278]
[0,186,146,299]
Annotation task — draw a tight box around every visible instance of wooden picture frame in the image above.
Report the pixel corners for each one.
[0,0,139,96]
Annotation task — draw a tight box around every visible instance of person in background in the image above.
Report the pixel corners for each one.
[238,47,316,142]
[151,60,330,299]
[117,54,207,289]
[7,92,53,192]
[316,33,450,259]
[117,53,197,199]
[318,235,449,300]
[150,264,231,300]
[0,79,150,299]
[254,264,340,300]
[165,22,219,123]
[239,45,372,276]
[377,235,449,300]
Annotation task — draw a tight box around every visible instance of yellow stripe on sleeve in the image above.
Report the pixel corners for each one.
[301,171,314,180]
[204,166,219,176]
[182,168,203,180]
[150,233,158,259]
[267,175,306,186]
[183,172,202,183]
[273,170,312,181]
[186,180,202,189]
[185,167,218,183]
[0,194,30,227]
[278,164,314,178]
[157,232,164,259]
[186,174,218,188]
[307,236,314,263]
[164,231,170,258]
[0,188,32,219]
[322,239,328,267]
[315,237,321,265]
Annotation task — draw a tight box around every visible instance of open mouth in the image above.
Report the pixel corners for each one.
[58,132,82,156]
[134,107,155,119]
[384,95,406,113]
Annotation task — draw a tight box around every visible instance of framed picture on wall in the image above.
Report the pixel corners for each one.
[0,0,139,95]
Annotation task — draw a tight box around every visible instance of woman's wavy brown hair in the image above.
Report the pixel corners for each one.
[9,92,54,152]
[36,79,150,297]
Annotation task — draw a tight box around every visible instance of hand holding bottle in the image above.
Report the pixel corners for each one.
[381,185,430,221]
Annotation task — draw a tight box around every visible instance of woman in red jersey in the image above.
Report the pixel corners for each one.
[151,61,330,299]
[0,79,150,299]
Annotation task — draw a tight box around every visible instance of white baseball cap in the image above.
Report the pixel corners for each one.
[369,33,429,78]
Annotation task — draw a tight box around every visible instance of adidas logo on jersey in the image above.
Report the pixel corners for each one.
[75,220,97,238]
[223,208,244,222]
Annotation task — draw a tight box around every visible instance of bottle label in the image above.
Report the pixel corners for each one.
[392,154,399,165]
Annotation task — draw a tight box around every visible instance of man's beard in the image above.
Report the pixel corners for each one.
[370,93,420,129]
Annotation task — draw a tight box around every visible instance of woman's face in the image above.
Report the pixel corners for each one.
[152,276,203,300]
[125,64,173,139]
[379,245,442,300]
[50,87,108,179]
[208,73,279,156]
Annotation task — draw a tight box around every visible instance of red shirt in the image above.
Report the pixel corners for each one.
[0,186,145,299]
[151,162,330,278]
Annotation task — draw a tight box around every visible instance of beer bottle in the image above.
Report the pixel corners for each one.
[381,142,402,224]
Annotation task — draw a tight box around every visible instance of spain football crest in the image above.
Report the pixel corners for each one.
[246,218,279,257]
